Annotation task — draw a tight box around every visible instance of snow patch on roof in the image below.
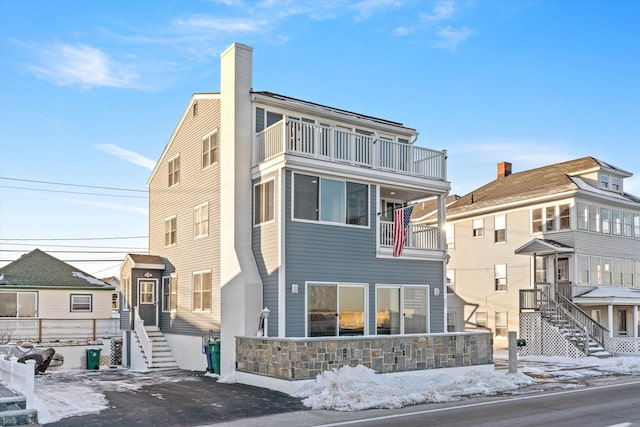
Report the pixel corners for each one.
[72,272,106,286]
[577,287,640,298]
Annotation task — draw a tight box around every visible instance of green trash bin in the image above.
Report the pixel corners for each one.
[209,340,220,374]
[86,348,101,370]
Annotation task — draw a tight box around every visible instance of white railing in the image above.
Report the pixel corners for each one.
[0,318,120,342]
[605,336,640,355]
[379,221,440,250]
[255,118,447,180]
[0,357,35,409]
[134,310,153,364]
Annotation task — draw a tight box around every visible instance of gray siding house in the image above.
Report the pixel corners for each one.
[416,158,640,357]
[121,43,493,389]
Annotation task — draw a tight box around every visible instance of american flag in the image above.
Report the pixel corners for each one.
[393,205,414,257]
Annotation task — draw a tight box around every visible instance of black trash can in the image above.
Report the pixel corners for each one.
[86,348,101,370]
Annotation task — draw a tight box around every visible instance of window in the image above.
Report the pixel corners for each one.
[472,218,484,237]
[194,203,209,238]
[495,312,508,338]
[495,264,507,292]
[162,275,177,312]
[192,101,198,117]
[0,292,37,317]
[623,212,633,237]
[446,269,455,293]
[476,311,488,328]
[559,204,571,230]
[599,174,609,190]
[591,256,602,285]
[545,206,556,231]
[165,216,177,247]
[193,271,212,311]
[447,312,456,332]
[634,214,640,238]
[254,180,274,225]
[202,132,218,168]
[121,278,130,311]
[600,208,611,234]
[535,256,547,283]
[139,281,155,304]
[577,203,588,230]
[589,205,600,232]
[624,259,634,287]
[531,208,543,233]
[579,255,590,284]
[293,174,368,226]
[255,107,283,133]
[446,223,455,250]
[374,285,428,336]
[618,310,628,335]
[168,156,180,187]
[613,259,623,286]
[591,309,602,323]
[112,293,119,311]
[494,214,506,243]
[611,176,620,192]
[602,258,612,285]
[612,210,622,235]
[71,294,92,312]
[309,283,367,336]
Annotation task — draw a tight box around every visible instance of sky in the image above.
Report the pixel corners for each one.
[27,351,640,424]
[1,0,639,279]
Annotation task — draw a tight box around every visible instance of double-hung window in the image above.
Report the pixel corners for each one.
[577,203,588,230]
[589,206,600,232]
[579,255,590,284]
[254,180,275,225]
[168,156,180,187]
[559,204,571,230]
[193,271,212,311]
[623,212,633,237]
[600,208,611,234]
[293,174,368,226]
[494,215,505,243]
[194,203,209,239]
[162,275,177,312]
[202,131,218,169]
[472,218,484,237]
[612,210,622,235]
[531,208,543,233]
[545,206,556,231]
[446,223,455,250]
[494,264,507,291]
[165,216,177,247]
[495,312,508,338]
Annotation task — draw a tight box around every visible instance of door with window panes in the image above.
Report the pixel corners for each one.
[137,278,158,327]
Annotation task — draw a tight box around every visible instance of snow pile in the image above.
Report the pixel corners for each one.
[520,355,640,379]
[294,364,534,411]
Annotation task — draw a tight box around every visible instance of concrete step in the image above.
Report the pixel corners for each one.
[0,408,38,426]
[0,396,26,411]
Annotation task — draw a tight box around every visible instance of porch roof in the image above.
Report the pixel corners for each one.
[573,286,640,305]
[514,238,574,256]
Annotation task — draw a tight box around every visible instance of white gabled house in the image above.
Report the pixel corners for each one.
[416,158,640,357]
[120,43,493,390]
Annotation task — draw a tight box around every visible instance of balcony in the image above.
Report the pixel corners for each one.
[255,118,447,181]
[379,221,440,251]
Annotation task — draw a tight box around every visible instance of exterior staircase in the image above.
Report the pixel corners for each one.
[132,316,179,370]
[541,306,611,358]
[0,386,37,426]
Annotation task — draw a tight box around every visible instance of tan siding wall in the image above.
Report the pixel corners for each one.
[148,97,222,331]
[38,290,113,319]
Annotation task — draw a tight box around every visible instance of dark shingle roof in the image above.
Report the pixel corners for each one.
[0,249,114,290]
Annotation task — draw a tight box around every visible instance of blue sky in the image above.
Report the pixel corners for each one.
[1,0,639,278]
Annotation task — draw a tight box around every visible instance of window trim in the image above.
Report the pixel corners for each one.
[139,280,156,305]
[192,270,212,312]
[494,214,506,243]
[472,218,484,237]
[494,264,507,292]
[253,178,275,226]
[168,155,180,188]
[202,130,219,169]
[0,291,38,318]
[162,275,177,312]
[373,284,430,336]
[165,215,177,247]
[193,202,209,239]
[70,294,92,312]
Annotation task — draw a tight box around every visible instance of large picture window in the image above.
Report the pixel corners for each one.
[0,292,37,318]
[293,174,368,226]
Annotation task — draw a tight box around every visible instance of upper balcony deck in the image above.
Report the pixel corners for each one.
[254,118,447,182]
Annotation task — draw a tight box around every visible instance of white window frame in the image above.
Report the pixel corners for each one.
[559,203,571,230]
[577,203,588,230]
[165,215,177,247]
[476,311,488,328]
[162,274,177,312]
[495,312,508,338]
[600,208,611,234]
[121,277,131,311]
[168,155,180,187]
[531,208,543,234]
[545,206,556,232]
[472,218,484,237]
[139,280,156,305]
[494,214,506,243]
[111,293,119,311]
[70,294,92,312]
[0,292,38,318]
[194,202,209,239]
[254,178,275,226]
[307,282,369,337]
[494,264,507,292]
[373,284,430,336]
[578,255,590,284]
[612,210,622,235]
[193,270,212,312]
[202,130,218,169]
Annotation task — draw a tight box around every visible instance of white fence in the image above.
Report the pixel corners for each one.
[379,221,440,250]
[605,336,640,355]
[0,357,35,409]
[0,318,120,342]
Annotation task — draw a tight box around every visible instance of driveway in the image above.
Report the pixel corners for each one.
[38,369,308,426]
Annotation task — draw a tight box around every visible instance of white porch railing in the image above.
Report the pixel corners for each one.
[0,357,35,409]
[379,221,440,250]
[134,310,153,364]
[256,119,447,180]
[605,336,640,355]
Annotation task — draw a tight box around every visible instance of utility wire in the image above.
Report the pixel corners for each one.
[0,177,146,193]
[1,236,147,241]
[0,185,147,199]
[0,242,147,250]
[0,259,125,262]
[0,250,136,254]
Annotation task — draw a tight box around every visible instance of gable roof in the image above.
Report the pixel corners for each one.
[0,249,114,290]
[445,157,637,218]
[124,254,165,269]
[514,238,574,256]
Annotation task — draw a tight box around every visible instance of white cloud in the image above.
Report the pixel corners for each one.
[393,26,412,37]
[421,0,456,23]
[173,16,267,33]
[27,43,139,89]
[97,144,156,170]
[352,0,403,21]
[49,196,148,215]
[432,25,474,52]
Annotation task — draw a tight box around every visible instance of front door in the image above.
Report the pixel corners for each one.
[138,279,158,327]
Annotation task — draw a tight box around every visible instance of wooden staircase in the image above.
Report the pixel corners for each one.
[541,306,611,358]
[133,325,179,370]
[0,386,37,426]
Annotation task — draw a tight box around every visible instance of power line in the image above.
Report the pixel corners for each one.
[1,236,147,241]
[1,259,125,262]
[0,185,147,199]
[0,177,146,193]
[0,250,136,254]
[0,242,147,250]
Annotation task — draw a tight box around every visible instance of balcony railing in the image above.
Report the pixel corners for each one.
[379,221,440,251]
[256,119,447,180]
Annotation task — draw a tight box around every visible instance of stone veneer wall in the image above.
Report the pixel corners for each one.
[236,332,493,380]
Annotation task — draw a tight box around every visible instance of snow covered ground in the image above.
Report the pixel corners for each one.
[29,351,640,424]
